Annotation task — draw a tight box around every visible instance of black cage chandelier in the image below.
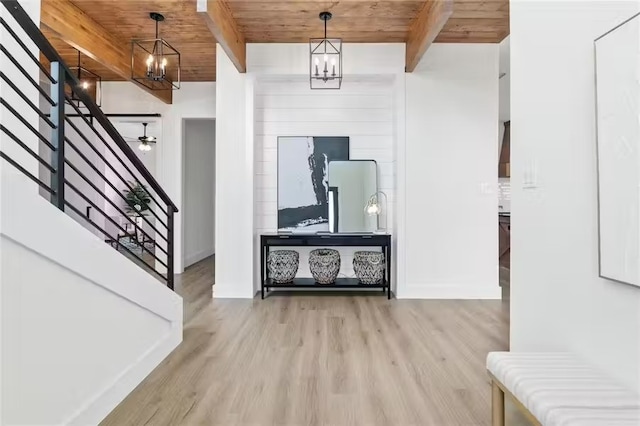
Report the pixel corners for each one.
[67,49,102,107]
[131,12,181,91]
[309,12,342,90]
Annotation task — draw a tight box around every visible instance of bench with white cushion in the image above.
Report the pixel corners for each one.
[486,352,640,426]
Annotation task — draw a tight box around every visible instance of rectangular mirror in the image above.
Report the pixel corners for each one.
[328,160,378,233]
[595,12,640,287]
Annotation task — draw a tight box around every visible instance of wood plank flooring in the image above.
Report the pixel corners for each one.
[101,257,528,426]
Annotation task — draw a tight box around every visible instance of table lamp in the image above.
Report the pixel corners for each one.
[364,191,388,233]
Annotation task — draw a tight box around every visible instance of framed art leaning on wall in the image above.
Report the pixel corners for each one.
[277,136,349,231]
[595,12,640,287]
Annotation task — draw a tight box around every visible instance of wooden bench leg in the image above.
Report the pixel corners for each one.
[492,380,505,426]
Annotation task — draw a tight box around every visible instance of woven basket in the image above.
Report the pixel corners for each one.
[353,251,385,285]
[309,248,340,284]
[267,250,299,283]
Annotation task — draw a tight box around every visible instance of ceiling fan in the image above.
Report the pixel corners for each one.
[124,122,156,152]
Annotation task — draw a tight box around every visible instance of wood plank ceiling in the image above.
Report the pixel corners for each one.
[42,0,508,82]
[437,0,509,42]
[226,0,508,44]
[42,0,216,82]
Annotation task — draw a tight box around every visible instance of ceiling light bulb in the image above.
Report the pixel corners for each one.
[324,54,328,63]
[331,58,336,66]
[81,81,89,89]
[146,55,154,66]
[162,58,167,67]
[314,57,319,66]
[139,143,146,151]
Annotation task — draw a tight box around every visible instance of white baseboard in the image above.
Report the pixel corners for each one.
[212,283,255,299]
[184,247,215,268]
[66,325,182,425]
[396,283,501,299]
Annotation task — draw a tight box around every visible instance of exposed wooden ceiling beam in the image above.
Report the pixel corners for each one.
[197,0,246,73]
[405,0,454,72]
[40,0,172,104]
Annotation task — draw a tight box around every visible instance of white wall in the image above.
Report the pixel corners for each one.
[404,43,500,299]
[183,119,215,267]
[214,47,253,298]
[100,82,216,273]
[510,0,640,393]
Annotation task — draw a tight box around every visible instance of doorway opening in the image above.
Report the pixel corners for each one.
[498,36,511,338]
[182,119,216,270]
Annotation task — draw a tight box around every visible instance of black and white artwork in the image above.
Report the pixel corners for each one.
[278,136,349,231]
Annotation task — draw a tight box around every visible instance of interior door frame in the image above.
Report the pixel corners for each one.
[181,117,216,269]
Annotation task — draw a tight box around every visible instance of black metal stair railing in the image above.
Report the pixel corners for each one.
[0,1,178,290]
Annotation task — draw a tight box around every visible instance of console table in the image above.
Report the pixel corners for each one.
[260,233,392,299]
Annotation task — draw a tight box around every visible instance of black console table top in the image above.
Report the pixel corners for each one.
[260,233,392,299]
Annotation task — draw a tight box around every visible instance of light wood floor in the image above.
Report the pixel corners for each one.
[101,257,531,426]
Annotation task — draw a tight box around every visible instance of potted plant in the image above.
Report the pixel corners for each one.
[123,181,151,217]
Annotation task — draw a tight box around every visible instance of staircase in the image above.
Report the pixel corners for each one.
[1,1,183,424]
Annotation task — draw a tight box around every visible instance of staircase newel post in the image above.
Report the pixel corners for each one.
[50,62,65,210]
[167,208,175,290]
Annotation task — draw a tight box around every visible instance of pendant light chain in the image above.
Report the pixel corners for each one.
[324,16,327,54]
[155,19,160,57]
[153,19,159,56]
[159,19,164,61]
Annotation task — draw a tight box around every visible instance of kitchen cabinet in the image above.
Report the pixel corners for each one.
[499,214,510,269]
[499,121,510,178]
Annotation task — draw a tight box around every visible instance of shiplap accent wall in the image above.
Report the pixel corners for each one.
[254,78,395,277]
